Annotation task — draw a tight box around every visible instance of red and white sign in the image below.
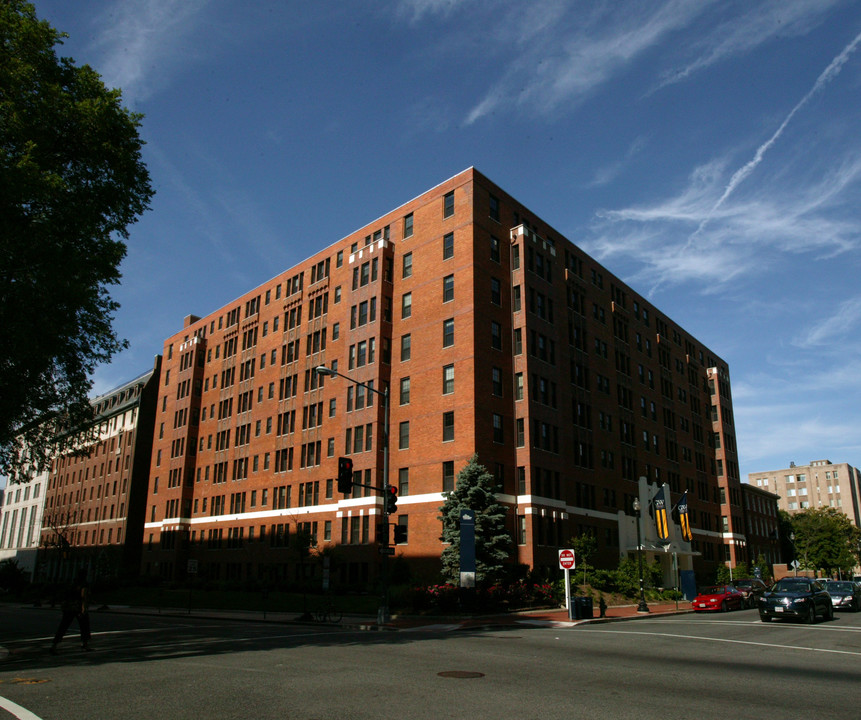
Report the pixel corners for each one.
[558,548,576,570]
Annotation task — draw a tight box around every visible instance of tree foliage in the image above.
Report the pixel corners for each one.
[790,507,861,575]
[438,455,511,585]
[0,1,153,480]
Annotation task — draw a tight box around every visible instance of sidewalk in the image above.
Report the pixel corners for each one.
[87,599,692,632]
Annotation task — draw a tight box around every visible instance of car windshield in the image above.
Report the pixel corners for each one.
[826,582,854,591]
[700,586,725,595]
[732,580,752,588]
[772,580,810,593]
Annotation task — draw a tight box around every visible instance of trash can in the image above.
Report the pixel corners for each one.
[576,596,593,619]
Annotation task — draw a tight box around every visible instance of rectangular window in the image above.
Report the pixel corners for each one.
[443,318,454,347]
[443,364,454,394]
[490,277,501,305]
[402,252,413,278]
[443,190,454,218]
[443,274,454,303]
[489,194,499,222]
[493,413,504,443]
[401,334,411,362]
[443,232,454,259]
[399,421,410,450]
[400,376,410,405]
[443,411,455,442]
[443,461,455,492]
[491,321,502,350]
[492,367,503,396]
[403,213,413,238]
[402,293,412,319]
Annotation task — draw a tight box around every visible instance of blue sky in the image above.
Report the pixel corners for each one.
[29,0,861,483]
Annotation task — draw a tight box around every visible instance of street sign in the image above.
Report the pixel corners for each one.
[558,548,576,570]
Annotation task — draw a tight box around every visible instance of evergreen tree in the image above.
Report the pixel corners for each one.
[438,455,511,584]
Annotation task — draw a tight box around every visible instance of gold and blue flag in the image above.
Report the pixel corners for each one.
[677,490,693,542]
[653,485,670,541]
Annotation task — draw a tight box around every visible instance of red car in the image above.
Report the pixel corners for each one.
[694,585,745,612]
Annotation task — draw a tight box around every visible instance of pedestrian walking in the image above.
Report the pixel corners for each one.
[50,568,92,653]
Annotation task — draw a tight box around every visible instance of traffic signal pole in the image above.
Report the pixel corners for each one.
[316,366,392,623]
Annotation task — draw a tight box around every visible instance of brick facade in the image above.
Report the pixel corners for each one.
[141,168,740,588]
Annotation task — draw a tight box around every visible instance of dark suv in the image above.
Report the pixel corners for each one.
[731,578,768,608]
[759,578,833,623]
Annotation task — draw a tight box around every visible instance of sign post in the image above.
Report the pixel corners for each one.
[459,509,476,588]
[558,548,576,619]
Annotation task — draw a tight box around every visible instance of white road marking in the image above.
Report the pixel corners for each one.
[579,627,861,656]
[0,696,45,720]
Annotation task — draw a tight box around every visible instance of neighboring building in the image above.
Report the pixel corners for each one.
[141,167,741,588]
[739,483,780,569]
[39,360,161,581]
[748,460,861,526]
[0,470,48,579]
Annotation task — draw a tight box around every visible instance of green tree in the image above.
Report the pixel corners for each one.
[0,1,153,481]
[438,455,511,585]
[569,533,597,587]
[790,508,861,575]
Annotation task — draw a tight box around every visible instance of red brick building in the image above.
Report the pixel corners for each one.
[142,168,741,588]
[40,359,161,581]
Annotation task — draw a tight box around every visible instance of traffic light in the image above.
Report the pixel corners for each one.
[385,484,398,514]
[393,524,408,544]
[337,457,353,494]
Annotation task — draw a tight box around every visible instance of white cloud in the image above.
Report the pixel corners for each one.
[90,0,212,104]
[656,0,841,90]
[465,0,706,124]
[795,297,861,348]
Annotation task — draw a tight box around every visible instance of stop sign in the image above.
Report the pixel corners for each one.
[558,548,576,570]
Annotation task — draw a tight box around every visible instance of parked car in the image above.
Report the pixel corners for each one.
[731,578,768,608]
[759,578,833,623]
[694,585,745,612]
[824,580,861,612]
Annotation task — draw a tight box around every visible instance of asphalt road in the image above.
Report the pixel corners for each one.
[2,604,860,719]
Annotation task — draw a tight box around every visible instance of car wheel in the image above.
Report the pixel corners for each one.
[760,614,770,623]
[826,603,834,621]
[721,600,728,612]
[807,604,816,624]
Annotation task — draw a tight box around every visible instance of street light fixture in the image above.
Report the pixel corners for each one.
[632,497,650,613]
[314,364,391,623]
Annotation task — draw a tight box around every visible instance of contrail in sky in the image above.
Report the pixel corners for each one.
[692,28,861,238]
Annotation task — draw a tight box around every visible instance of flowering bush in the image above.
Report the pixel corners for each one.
[404,580,556,613]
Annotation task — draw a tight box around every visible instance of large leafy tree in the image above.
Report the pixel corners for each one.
[0,1,153,480]
[790,508,860,575]
[438,454,511,584]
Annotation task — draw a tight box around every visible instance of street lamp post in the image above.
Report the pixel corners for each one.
[314,365,391,623]
[632,497,649,613]
[790,532,797,577]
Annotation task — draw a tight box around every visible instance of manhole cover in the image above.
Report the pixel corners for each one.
[437,671,485,679]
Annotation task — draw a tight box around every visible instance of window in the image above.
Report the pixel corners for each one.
[402,252,413,278]
[400,334,411,362]
[490,235,500,262]
[443,190,454,218]
[443,318,454,347]
[515,372,523,400]
[400,376,410,405]
[489,194,499,222]
[443,232,454,259]
[490,277,501,305]
[513,285,521,312]
[399,421,410,450]
[401,292,412,319]
[398,467,409,496]
[395,516,408,544]
[403,213,413,238]
[491,321,502,350]
[492,413,504,443]
[492,367,503,396]
[443,364,454,394]
[443,274,454,302]
[443,461,455,492]
[443,411,454,442]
